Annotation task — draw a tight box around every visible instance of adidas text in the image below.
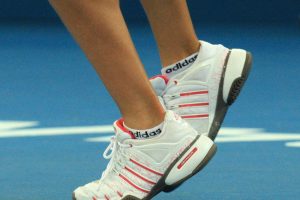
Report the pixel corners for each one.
[132,129,162,139]
[166,54,198,74]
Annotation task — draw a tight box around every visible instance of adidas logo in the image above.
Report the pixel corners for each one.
[132,129,162,139]
[165,54,198,74]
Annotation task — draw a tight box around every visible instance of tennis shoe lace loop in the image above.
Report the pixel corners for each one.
[103,136,132,159]
[101,136,132,180]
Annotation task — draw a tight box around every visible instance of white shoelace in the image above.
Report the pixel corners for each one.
[101,136,132,180]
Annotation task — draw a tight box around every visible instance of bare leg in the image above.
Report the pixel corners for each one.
[140,0,199,66]
[49,0,164,129]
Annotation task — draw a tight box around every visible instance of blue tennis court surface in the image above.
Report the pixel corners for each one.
[0,22,300,200]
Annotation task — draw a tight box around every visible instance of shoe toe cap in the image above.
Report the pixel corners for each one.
[73,186,91,200]
[72,192,76,200]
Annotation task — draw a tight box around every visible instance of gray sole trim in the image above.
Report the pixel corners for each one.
[208,51,253,140]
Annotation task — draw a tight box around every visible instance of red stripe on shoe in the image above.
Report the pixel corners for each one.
[179,102,209,108]
[92,197,97,200]
[104,195,110,200]
[117,191,123,198]
[115,119,136,139]
[119,174,150,193]
[106,183,123,198]
[181,114,209,119]
[177,147,198,169]
[130,159,163,176]
[125,166,156,185]
[180,90,208,96]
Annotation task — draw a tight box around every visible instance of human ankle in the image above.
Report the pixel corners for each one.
[161,41,200,67]
[123,108,165,130]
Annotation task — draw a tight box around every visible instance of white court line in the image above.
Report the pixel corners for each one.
[0,121,38,131]
[1,121,300,148]
[217,133,300,142]
[285,142,300,148]
[0,121,113,138]
[84,128,300,148]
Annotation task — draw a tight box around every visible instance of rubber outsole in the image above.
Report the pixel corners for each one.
[227,52,253,105]
[208,51,253,140]
[162,144,217,193]
[72,135,217,200]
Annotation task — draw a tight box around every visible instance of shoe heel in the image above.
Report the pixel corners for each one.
[223,49,252,105]
[164,135,216,186]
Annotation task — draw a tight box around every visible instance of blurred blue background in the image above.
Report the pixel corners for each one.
[0,1,300,200]
[0,0,299,23]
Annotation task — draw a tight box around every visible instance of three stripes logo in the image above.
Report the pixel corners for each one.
[119,158,163,194]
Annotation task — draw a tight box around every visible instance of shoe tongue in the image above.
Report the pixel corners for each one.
[149,75,168,96]
[113,119,136,142]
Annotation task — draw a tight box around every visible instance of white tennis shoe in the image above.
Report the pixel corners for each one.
[72,110,216,200]
[150,41,252,140]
